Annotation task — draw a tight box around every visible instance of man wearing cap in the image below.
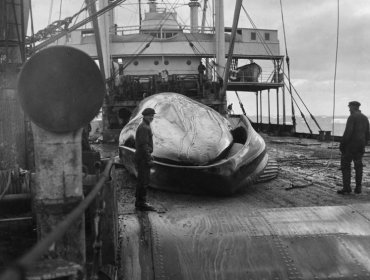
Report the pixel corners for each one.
[134,107,156,211]
[338,101,370,194]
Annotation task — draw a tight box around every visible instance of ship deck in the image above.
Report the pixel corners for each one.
[110,134,370,280]
[2,134,370,279]
[111,134,370,212]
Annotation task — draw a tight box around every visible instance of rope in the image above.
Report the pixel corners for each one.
[110,0,181,81]
[29,0,35,49]
[282,73,322,131]
[48,0,54,25]
[332,0,340,140]
[244,2,322,132]
[59,0,63,21]
[159,1,223,78]
[242,3,321,132]
[325,0,340,170]
[279,0,296,128]
[283,82,313,134]
[30,0,126,53]
[279,0,289,64]
[241,5,276,59]
[235,91,246,116]
[120,36,155,71]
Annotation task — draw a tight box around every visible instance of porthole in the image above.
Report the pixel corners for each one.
[154,60,159,65]
[133,61,139,66]
[164,60,169,65]
[186,60,191,65]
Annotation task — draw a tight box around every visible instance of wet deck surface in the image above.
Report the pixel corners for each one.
[112,134,370,214]
[113,134,370,280]
[2,134,370,277]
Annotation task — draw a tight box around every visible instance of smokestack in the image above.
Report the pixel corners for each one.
[188,0,200,33]
[149,0,157,13]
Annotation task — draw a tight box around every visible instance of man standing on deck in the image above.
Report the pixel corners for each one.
[338,101,370,194]
[135,108,156,211]
[198,61,206,86]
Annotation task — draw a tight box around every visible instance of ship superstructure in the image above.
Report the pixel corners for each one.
[52,0,286,141]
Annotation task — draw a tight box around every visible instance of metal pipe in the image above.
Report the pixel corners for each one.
[276,88,280,126]
[256,92,259,125]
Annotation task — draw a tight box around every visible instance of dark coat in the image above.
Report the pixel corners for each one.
[340,110,370,153]
[135,119,153,163]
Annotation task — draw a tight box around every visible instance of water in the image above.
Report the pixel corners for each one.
[296,116,347,136]
[255,115,349,136]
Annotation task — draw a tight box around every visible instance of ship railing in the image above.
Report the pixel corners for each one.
[114,25,215,35]
[230,69,284,84]
[0,158,115,280]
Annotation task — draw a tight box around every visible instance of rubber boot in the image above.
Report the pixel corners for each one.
[338,168,352,194]
[354,167,363,194]
[135,184,156,211]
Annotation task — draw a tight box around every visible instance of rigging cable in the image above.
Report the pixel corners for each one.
[279,0,296,129]
[332,0,340,140]
[29,0,35,50]
[161,0,224,79]
[48,0,54,25]
[282,72,323,131]
[112,0,181,79]
[57,0,63,45]
[283,83,313,134]
[326,0,340,170]
[234,91,254,124]
[242,4,320,133]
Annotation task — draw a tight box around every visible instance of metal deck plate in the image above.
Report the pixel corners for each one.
[148,204,370,280]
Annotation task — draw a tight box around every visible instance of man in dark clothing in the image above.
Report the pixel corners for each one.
[198,61,206,86]
[338,101,370,194]
[135,107,156,211]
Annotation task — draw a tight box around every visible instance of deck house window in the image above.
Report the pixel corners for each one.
[251,32,256,40]
[264,33,270,41]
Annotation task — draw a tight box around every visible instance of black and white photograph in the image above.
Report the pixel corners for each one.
[1,1,370,279]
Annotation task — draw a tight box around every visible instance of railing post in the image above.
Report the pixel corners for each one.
[276,88,280,126]
[255,91,259,127]
[268,89,271,125]
[259,90,262,128]
[32,125,85,264]
[282,58,286,125]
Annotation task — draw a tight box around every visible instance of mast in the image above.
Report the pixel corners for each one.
[98,0,112,80]
[214,0,225,80]
[221,0,242,99]
[86,0,106,80]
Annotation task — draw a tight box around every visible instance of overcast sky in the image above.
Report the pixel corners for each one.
[30,0,370,117]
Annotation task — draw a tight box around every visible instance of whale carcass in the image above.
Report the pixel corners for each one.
[118,93,268,195]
